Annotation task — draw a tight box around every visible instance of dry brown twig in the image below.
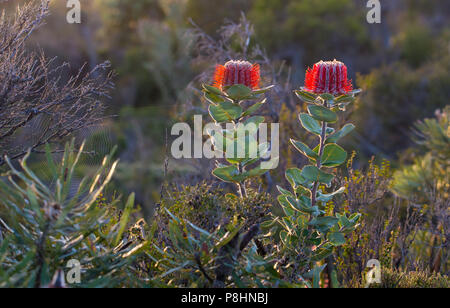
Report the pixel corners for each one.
[0,0,114,165]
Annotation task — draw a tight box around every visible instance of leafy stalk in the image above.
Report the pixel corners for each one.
[203,84,274,198]
[273,90,362,284]
[311,118,328,207]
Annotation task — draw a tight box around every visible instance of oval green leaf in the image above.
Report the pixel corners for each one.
[299,113,321,135]
[225,84,252,101]
[209,101,243,123]
[295,90,317,103]
[325,123,355,144]
[290,139,319,160]
[301,165,334,186]
[308,105,337,123]
[321,144,347,167]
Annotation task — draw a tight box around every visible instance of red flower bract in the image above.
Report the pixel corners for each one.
[304,60,353,95]
[213,60,260,90]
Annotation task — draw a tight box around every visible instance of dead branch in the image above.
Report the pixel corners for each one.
[0,0,114,164]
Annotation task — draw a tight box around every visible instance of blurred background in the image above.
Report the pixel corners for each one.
[2,0,449,216]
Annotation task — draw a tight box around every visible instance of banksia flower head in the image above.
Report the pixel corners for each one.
[304,59,353,95]
[213,60,260,90]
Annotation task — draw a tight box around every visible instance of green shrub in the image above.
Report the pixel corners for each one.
[394,23,434,68]
[0,141,146,287]
[392,106,449,201]
[0,142,286,288]
[157,182,273,232]
[370,268,449,288]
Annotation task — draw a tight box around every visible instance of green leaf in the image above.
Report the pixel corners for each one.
[350,89,362,95]
[308,105,337,123]
[330,270,340,288]
[225,84,252,101]
[225,134,259,164]
[295,90,317,103]
[299,113,322,135]
[26,188,43,224]
[203,84,224,96]
[308,216,339,228]
[296,185,311,197]
[212,165,241,183]
[311,244,333,262]
[320,93,335,101]
[115,193,135,246]
[252,85,275,95]
[321,144,347,167]
[242,99,266,117]
[205,92,225,104]
[216,223,243,249]
[349,213,361,223]
[209,101,243,123]
[286,196,316,214]
[317,187,346,202]
[242,115,265,129]
[161,261,191,278]
[326,123,355,144]
[240,165,270,179]
[241,157,258,167]
[312,264,327,288]
[328,232,346,246]
[335,94,355,104]
[290,139,319,160]
[277,185,293,197]
[278,195,296,216]
[301,165,334,185]
[285,168,307,188]
[45,143,58,178]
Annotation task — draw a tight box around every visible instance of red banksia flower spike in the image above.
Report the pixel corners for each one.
[213,60,260,90]
[304,59,353,95]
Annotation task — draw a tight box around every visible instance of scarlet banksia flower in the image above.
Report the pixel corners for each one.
[213,60,260,90]
[304,59,353,95]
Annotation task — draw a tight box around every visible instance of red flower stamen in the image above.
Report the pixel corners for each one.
[304,60,353,95]
[213,60,260,90]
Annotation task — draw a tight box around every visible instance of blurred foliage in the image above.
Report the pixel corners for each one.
[368,268,449,288]
[185,0,253,35]
[97,0,195,107]
[249,0,370,60]
[393,22,435,68]
[392,106,449,201]
[96,0,164,46]
[355,57,450,156]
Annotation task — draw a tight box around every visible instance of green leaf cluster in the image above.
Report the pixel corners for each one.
[271,89,361,271]
[203,84,276,194]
